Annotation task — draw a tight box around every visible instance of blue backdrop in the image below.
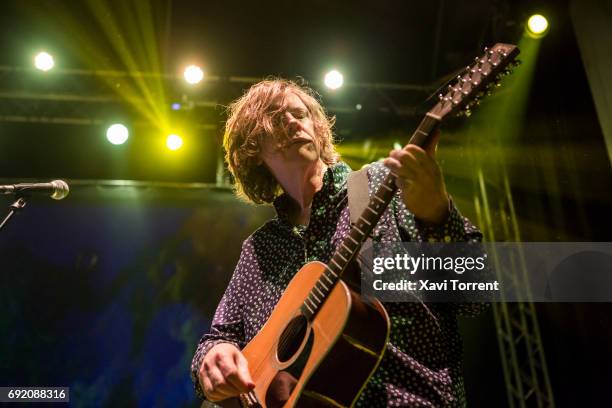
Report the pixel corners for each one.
[0,184,273,407]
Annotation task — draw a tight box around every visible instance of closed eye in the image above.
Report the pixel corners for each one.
[290,110,308,119]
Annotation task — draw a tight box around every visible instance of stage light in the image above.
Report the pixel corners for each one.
[324,70,344,90]
[171,103,181,110]
[106,124,129,145]
[166,134,183,150]
[183,65,204,84]
[34,51,54,71]
[526,14,549,38]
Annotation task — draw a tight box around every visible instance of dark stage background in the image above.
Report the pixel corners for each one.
[0,188,275,407]
[1,0,612,407]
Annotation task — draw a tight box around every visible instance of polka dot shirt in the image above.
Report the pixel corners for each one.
[191,161,484,407]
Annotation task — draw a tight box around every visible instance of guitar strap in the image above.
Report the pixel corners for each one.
[347,165,372,250]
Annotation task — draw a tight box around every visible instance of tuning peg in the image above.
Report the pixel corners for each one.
[438,93,444,100]
[464,109,472,117]
[512,60,522,67]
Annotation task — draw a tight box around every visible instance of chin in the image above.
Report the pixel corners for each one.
[297,142,320,162]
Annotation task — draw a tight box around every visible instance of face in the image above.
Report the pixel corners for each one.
[259,91,320,174]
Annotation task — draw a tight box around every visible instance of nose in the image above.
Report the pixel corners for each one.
[283,112,302,133]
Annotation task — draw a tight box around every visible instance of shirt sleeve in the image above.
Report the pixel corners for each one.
[393,193,482,245]
[384,165,489,316]
[190,239,251,398]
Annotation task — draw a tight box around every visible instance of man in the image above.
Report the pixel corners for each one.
[191,78,482,407]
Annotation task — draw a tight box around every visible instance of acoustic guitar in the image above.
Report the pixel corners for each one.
[220,43,520,408]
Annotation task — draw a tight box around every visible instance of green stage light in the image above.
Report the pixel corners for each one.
[166,134,183,150]
[183,65,204,84]
[324,70,344,90]
[34,51,54,71]
[526,14,549,38]
[106,123,129,145]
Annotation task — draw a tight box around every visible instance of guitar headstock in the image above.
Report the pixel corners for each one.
[430,43,520,120]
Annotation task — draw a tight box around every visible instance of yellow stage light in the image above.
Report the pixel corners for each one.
[34,51,55,71]
[183,65,204,84]
[526,14,549,38]
[166,134,183,150]
[324,70,344,90]
[106,124,129,145]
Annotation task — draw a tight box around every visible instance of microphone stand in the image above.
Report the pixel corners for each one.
[0,195,28,232]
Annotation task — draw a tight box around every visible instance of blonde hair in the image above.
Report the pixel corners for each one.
[223,78,338,204]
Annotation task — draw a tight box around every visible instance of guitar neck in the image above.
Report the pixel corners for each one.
[299,114,441,321]
[299,42,520,321]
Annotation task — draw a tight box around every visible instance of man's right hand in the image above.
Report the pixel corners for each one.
[199,343,255,402]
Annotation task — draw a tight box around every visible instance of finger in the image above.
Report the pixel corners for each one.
[235,351,256,389]
[390,148,427,168]
[217,354,250,394]
[201,376,218,400]
[405,147,439,175]
[207,365,235,398]
[389,148,405,159]
[383,157,402,174]
[396,149,425,167]
[385,156,418,180]
[404,145,429,163]
[389,148,416,163]
[395,150,424,174]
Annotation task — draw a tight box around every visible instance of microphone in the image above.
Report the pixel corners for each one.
[0,180,70,200]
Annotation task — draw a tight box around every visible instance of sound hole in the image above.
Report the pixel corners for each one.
[277,314,308,363]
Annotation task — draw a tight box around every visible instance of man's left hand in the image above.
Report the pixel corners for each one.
[383,130,450,226]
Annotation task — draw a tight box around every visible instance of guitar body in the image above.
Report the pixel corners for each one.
[235,261,390,408]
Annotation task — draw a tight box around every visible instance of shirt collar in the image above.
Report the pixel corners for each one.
[273,161,351,222]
